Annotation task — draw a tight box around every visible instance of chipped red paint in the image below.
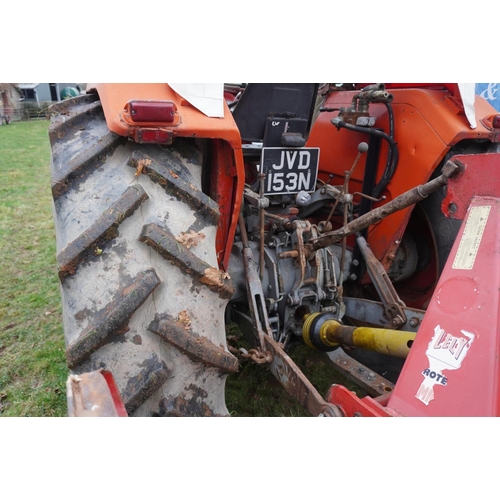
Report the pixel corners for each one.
[442,153,500,220]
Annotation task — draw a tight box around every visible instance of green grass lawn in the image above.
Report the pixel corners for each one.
[0,119,359,417]
[0,120,67,416]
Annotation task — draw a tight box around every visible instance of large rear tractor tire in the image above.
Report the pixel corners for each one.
[49,94,237,416]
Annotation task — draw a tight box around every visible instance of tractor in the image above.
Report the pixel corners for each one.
[48,83,500,416]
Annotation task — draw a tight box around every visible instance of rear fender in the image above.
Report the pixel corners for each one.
[86,83,244,270]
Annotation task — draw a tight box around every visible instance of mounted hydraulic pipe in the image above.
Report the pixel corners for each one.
[329,83,398,199]
[302,312,416,358]
[353,83,394,106]
[336,83,394,125]
[331,118,399,199]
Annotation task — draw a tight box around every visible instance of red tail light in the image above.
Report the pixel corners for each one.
[493,114,500,128]
[134,128,173,144]
[129,100,176,123]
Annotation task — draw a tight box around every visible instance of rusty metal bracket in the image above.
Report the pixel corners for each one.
[326,348,395,397]
[343,297,424,332]
[262,335,343,417]
[356,234,407,328]
[238,213,274,349]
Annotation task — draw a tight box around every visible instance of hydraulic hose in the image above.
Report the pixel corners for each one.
[331,117,399,199]
[382,102,395,197]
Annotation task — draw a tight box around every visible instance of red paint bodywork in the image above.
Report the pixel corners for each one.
[307,88,498,272]
[443,153,500,219]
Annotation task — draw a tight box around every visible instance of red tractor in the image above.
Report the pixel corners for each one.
[49,83,500,416]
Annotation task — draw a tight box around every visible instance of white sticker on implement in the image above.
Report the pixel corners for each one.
[415,325,475,406]
[452,205,490,270]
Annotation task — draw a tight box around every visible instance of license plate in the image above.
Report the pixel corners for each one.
[261,147,319,195]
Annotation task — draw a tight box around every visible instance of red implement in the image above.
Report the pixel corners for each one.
[387,196,500,416]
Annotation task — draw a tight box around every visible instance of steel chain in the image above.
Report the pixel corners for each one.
[240,348,273,364]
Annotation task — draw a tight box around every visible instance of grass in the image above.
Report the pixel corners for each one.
[225,339,361,417]
[0,120,362,417]
[0,120,67,416]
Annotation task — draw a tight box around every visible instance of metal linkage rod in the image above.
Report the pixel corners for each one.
[306,160,461,256]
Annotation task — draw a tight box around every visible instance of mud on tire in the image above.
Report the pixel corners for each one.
[49,94,237,416]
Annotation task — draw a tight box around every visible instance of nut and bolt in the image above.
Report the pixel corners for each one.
[391,317,402,327]
[409,317,420,327]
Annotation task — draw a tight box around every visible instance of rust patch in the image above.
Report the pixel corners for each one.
[57,184,148,281]
[66,268,160,369]
[148,312,238,373]
[139,223,234,299]
[127,151,220,226]
[121,353,169,415]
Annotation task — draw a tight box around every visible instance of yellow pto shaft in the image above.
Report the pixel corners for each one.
[303,312,416,358]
